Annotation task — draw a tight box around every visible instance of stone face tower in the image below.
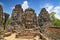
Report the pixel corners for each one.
[0,5,3,27]
[11,4,23,26]
[22,8,37,29]
[16,8,40,39]
[38,8,50,26]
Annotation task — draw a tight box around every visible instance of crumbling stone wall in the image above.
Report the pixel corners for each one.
[3,13,9,30]
[0,5,3,27]
[0,5,5,40]
[44,27,60,40]
[38,8,60,40]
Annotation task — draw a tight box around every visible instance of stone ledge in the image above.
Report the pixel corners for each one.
[4,32,11,37]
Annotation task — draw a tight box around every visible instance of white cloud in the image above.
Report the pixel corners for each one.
[53,6,60,19]
[44,3,60,19]
[11,1,29,10]
[22,1,29,11]
[55,14,60,19]
[44,3,54,13]
[11,6,15,9]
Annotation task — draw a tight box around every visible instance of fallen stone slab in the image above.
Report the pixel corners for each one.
[4,32,11,37]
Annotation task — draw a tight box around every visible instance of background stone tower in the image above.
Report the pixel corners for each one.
[0,5,3,27]
[0,5,4,40]
[38,8,50,27]
[11,4,23,31]
[11,4,23,26]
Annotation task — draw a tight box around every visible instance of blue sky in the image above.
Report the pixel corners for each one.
[0,0,60,19]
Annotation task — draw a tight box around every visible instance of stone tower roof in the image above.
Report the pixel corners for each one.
[0,5,2,8]
[15,4,22,8]
[0,5,3,10]
[41,8,46,12]
[25,8,35,12]
[13,4,23,11]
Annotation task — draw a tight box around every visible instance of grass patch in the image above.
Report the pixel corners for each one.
[51,19,60,26]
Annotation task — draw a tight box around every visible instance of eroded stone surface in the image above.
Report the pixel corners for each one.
[11,4,23,26]
[43,27,60,40]
[3,13,9,30]
[15,8,40,39]
[22,8,37,29]
[0,5,3,27]
[10,4,23,32]
[38,8,50,27]
[0,5,5,40]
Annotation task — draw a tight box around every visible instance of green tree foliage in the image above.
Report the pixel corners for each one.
[50,12,56,20]
[2,17,11,27]
[51,19,60,26]
[50,12,60,26]
[8,17,12,24]
[2,20,4,27]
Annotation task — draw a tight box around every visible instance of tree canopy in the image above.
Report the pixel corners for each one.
[50,12,60,26]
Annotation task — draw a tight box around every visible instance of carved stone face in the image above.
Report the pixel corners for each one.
[24,9,36,29]
[13,13,17,17]
[25,11,34,21]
